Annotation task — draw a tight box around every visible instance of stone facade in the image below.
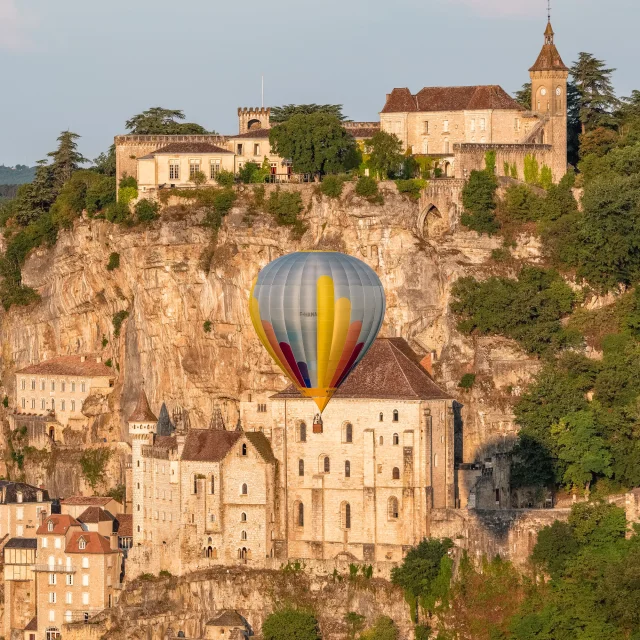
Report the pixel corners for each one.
[0,481,51,539]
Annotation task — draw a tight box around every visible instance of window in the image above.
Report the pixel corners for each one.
[20,397,25,409]
[61,382,65,392]
[82,592,89,605]
[189,159,201,178]
[298,422,307,442]
[298,502,304,527]
[78,537,86,550]
[393,433,399,445]
[31,398,35,409]
[47,520,54,532]
[17,524,23,536]
[237,143,243,155]
[241,530,247,540]
[393,410,399,422]
[344,423,353,443]
[54,537,61,549]
[480,118,486,131]
[81,382,85,393]
[48,554,55,568]
[71,400,75,411]
[210,476,215,494]
[423,121,429,134]
[443,119,449,132]
[254,143,261,156]
[434,453,438,468]
[61,400,65,411]
[71,382,75,392]
[241,443,247,456]
[49,573,57,585]
[379,436,384,445]
[323,456,330,473]
[41,399,46,410]
[42,537,48,549]
[392,467,400,480]
[66,590,72,602]
[66,575,73,586]
[241,512,247,522]
[51,398,55,411]
[341,502,351,530]
[65,611,72,623]
[82,557,89,568]
[444,139,450,154]
[345,460,351,478]
[51,381,55,391]
[388,496,399,519]
[193,476,198,494]
[379,412,383,422]
[21,378,25,390]
[470,118,476,132]
[169,161,180,180]
[241,483,248,495]
[49,592,56,603]
[31,379,35,390]
[82,574,89,586]
[209,159,220,179]
[257,403,267,413]
[41,380,45,391]
[298,459,304,476]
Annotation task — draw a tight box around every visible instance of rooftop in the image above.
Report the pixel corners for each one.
[0,480,49,504]
[77,506,115,524]
[66,530,116,554]
[140,142,233,158]
[381,85,523,114]
[128,389,157,423]
[61,495,119,507]
[4,537,37,550]
[16,355,113,378]
[207,610,246,627]
[272,338,452,401]
[36,514,80,536]
[115,513,132,537]
[179,428,276,463]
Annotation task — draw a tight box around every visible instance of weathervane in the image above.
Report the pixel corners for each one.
[547,0,551,22]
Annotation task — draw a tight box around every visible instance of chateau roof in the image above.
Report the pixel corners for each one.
[115,513,132,537]
[128,389,157,423]
[207,610,245,627]
[529,41,569,72]
[37,514,80,535]
[272,338,452,401]
[5,537,37,549]
[66,531,116,554]
[77,506,115,524]
[16,355,113,378]
[142,142,233,157]
[180,429,276,463]
[60,496,117,507]
[381,85,523,113]
[0,480,49,504]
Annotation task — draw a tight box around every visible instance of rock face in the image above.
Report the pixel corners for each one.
[0,182,539,483]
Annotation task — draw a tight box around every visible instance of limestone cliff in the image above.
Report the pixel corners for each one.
[0,182,540,493]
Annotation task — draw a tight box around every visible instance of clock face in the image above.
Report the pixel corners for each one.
[540,87,547,96]
[556,87,562,96]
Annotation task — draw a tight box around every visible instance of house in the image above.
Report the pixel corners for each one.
[0,480,51,539]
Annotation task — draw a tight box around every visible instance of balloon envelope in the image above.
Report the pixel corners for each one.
[249,251,386,412]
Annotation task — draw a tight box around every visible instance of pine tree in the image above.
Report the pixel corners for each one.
[47,131,86,188]
[514,83,532,110]
[571,53,619,134]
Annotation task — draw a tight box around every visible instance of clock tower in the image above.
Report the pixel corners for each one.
[529,19,569,181]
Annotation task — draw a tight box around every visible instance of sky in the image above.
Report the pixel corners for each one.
[0,0,637,166]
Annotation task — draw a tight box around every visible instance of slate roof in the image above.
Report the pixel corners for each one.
[60,496,116,507]
[66,531,116,554]
[115,513,132,537]
[154,435,177,449]
[272,338,452,401]
[381,85,522,113]
[181,430,241,462]
[207,610,246,627]
[36,514,80,535]
[0,480,49,504]
[128,389,157,423]
[4,537,37,549]
[16,355,113,377]
[156,402,174,436]
[77,506,115,524]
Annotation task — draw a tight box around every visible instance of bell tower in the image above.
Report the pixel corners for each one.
[529,15,569,181]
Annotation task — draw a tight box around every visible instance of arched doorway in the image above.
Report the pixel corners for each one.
[418,204,448,239]
[48,426,55,441]
[444,162,451,177]
[238,547,248,564]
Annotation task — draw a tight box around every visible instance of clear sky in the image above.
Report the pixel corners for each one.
[0,0,637,166]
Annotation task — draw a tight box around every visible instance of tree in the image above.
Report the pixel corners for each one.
[47,131,86,187]
[93,144,116,177]
[270,103,346,123]
[359,617,399,640]
[514,83,532,110]
[461,169,500,235]
[531,520,579,578]
[125,107,211,134]
[366,131,404,179]
[262,609,320,640]
[269,113,360,178]
[571,53,619,134]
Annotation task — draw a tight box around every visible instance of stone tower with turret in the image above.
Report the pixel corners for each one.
[529,19,569,181]
[238,107,271,135]
[128,389,157,546]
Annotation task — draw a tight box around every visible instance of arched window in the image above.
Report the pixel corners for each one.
[210,476,215,494]
[298,502,304,527]
[388,496,399,519]
[299,422,307,442]
[344,423,353,443]
[393,410,399,422]
[47,520,54,532]
[393,433,399,445]
[392,467,400,480]
[241,443,247,456]
[323,456,330,473]
[241,483,248,495]
[341,502,351,530]
[241,530,247,540]
[298,459,304,476]
[379,436,384,445]
[241,512,247,522]
[379,412,383,422]
[79,537,86,550]
[345,460,351,478]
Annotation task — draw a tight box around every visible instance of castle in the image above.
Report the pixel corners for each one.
[114,19,568,193]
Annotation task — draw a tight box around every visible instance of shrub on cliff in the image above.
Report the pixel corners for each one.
[106,252,120,271]
[359,617,399,640]
[355,176,382,204]
[79,447,112,490]
[395,178,427,201]
[262,608,320,640]
[112,310,129,337]
[266,189,306,236]
[319,174,348,199]
[460,169,500,235]
[135,198,159,223]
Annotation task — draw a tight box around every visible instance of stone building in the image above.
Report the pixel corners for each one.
[11,355,115,442]
[60,496,123,520]
[4,537,38,639]
[34,513,122,638]
[0,480,51,539]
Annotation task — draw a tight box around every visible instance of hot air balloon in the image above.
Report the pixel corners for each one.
[249,251,386,412]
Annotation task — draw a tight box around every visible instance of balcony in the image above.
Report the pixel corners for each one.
[34,564,76,573]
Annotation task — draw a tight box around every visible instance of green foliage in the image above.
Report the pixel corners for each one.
[395,179,427,201]
[79,448,112,490]
[238,160,269,184]
[414,625,432,640]
[104,358,112,367]
[539,165,553,190]
[523,154,540,186]
[270,103,345,123]
[391,537,454,616]
[451,267,576,356]
[344,612,366,640]
[105,201,132,225]
[203,320,212,333]
[112,310,129,338]
[355,176,382,203]
[484,150,497,174]
[461,169,499,235]
[119,175,138,189]
[134,198,159,223]
[514,83,532,110]
[92,144,116,177]
[118,186,138,205]
[2,395,8,408]
[503,161,510,177]
[510,163,518,179]
[366,131,404,179]
[359,617,399,640]
[101,335,108,348]
[503,184,543,222]
[106,484,126,504]
[269,113,360,177]
[158,569,173,579]
[106,252,120,271]
[125,107,211,135]
[319,174,347,199]
[189,170,207,186]
[0,164,36,186]
[266,189,306,235]
[215,170,235,187]
[458,373,476,390]
[262,608,320,640]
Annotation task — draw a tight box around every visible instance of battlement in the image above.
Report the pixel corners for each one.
[238,107,271,135]
[237,107,271,115]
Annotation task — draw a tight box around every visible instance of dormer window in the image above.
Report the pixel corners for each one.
[47,520,54,532]
[37,491,43,502]
[16,491,23,503]
[241,443,247,456]
[78,537,86,550]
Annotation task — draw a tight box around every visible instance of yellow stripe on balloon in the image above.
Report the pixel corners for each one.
[316,275,335,389]
[325,297,351,387]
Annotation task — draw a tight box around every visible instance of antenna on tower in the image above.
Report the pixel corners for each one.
[547,0,551,22]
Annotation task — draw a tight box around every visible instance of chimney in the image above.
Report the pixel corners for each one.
[386,93,390,101]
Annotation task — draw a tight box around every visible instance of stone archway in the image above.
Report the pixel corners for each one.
[418,204,449,239]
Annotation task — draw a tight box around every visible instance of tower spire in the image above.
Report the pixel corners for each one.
[544,0,554,44]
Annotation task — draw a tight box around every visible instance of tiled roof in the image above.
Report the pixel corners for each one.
[181,430,241,462]
[115,513,132,537]
[66,531,115,554]
[78,506,115,524]
[529,44,569,72]
[229,129,272,139]
[5,537,37,549]
[36,514,80,535]
[272,338,452,401]
[207,610,246,627]
[61,496,116,506]
[381,85,522,113]
[16,355,113,377]
[245,431,276,463]
[149,142,233,155]
[154,435,177,449]
[347,127,380,139]
[25,618,37,631]
[128,389,157,423]
[0,480,49,504]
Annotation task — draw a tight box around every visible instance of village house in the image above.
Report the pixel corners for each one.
[60,495,123,520]
[4,538,38,639]
[0,480,51,539]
